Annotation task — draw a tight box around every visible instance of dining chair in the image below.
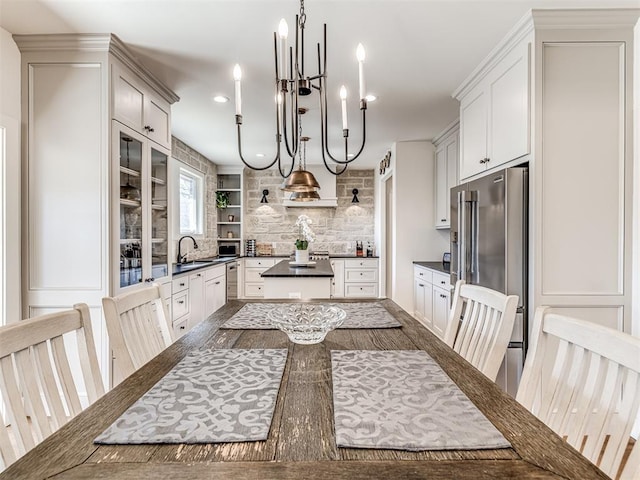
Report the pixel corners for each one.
[443,280,518,381]
[102,284,174,381]
[0,304,105,470]
[516,307,640,480]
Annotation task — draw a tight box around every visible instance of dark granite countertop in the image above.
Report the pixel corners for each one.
[261,259,334,278]
[172,256,238,276]
[242,254,379,259]
[413,261,450,275]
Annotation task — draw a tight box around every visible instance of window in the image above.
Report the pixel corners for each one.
[178,166,204,236]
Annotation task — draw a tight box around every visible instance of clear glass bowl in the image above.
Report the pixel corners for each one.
[267,304,346,344]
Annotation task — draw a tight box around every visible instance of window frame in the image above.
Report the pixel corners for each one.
[176,163,205,238]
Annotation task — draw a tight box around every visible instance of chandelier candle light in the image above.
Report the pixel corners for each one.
[232,0,369,199]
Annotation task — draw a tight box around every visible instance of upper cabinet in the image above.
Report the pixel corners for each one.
[455,33,531,180]
[113,65,171,148]
[433,121,459,229]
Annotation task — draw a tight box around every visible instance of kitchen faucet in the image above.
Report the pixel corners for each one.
[177,235,199,264]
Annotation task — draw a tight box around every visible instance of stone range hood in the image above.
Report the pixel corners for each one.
[282,165,338,208]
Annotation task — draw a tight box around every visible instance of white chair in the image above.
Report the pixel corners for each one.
[443,280,518,381]
[0,304,105,469]
[516,307,640,480]
[102,284,174,381]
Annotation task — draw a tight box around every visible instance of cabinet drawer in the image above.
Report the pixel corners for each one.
[345,283,377,297]
[414,266,433,283]
[433,272,450,288]
[245,258,275,268]
[172,276,189,293]
[205,264,225,281]
[245,269,266,283]
[245,283,265,297]
[345,269,378,283]
[345,259,377,269]
[173,317,189,338]
[172,290,189,318]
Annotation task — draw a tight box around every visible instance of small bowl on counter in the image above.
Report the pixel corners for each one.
[267,304,346,344]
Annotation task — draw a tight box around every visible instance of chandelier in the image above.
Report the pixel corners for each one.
[232,0,368,195]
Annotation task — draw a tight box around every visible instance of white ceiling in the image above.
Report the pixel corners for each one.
[2,0,639,170]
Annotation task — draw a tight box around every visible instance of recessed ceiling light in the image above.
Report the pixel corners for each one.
[365,94,377,102]
[213,95,229,103]
[347,153,355,158]
[256,153,265,158]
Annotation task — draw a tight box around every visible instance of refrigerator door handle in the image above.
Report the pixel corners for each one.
[470,191,479,277]
[457,191,465,282]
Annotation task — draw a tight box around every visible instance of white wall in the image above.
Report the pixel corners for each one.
[0,27,21,324]
[383,141,449,312]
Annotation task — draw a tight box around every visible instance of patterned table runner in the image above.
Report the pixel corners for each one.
[222,302,401,329]
[331,350,511,451]
[95,349,287,444]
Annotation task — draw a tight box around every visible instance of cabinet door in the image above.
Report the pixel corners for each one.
[149,146,169,282]
[413,277,426,322]
[188,271,204,329]
[144,94,171,148]
[488,42,530,167]
[113,69,144,132]
[331,260,345,298]
[205,279,216,318]
[459,89,488,180]
[434,146,448,228]
[423,282,434,329]
[432,286,450,339]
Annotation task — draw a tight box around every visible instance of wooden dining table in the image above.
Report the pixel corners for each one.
[1,299,608,479]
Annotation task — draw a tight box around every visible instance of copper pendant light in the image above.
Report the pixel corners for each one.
[280,136,320,199]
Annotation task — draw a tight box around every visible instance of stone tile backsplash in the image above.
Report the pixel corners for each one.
[244,168,375,255]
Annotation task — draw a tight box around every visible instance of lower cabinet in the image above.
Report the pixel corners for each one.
[242,258,276,299]
[344,258,379,298]
[330,259,345,298]
[413,265,451,339]
[172,263,227,338]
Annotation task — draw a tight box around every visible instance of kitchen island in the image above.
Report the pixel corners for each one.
[261,258,334,299]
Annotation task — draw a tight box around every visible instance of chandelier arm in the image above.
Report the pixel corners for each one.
[281,90,296,158]
[278,153,296,178]
[235,123,281,170]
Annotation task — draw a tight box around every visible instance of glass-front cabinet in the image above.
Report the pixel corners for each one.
[114,123,170,291]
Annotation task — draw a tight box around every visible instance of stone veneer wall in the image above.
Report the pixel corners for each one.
[171,137,218,260]
[244,168,375,255]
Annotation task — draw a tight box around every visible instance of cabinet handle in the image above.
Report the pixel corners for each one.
[144,125,155,133]
[419,272,423,276]
[440,218,447,222]
[179,325,185,330]
[179,282,185,287]
[177,300,184,304]
[479,158,490,164]
[440,280,446,285]
[144,277,154,283]
[419,283,424,287]
[215,281,221,285]
[440,294,447,298]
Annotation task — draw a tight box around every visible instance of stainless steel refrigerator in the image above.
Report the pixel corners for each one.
[450,166,528,397]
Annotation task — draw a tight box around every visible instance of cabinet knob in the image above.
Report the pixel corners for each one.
[441,280,446,285]
[178,300,184,304]
[144,125,155,133]
[360,272,363,276]
[179,325,185,330]
[419,272,423,276]
[215,281,221,285]
[144,277,154,283]
[440,218,447,222]
[179,282,185,287]
[419,283,424,287]
[440,294,447,298]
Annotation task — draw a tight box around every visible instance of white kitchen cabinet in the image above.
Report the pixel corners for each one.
[344,259,379,298]
[456,38,530,181]
[113,64,172,149]
[172,263,227,336]
[15,33,179,388]
[453,10,638,337]
[413,265,451,340]
[205,265,226,318]
[330,259,345,298]
[115,123,171,292]
[188,271,204,330]
[241,258,276,299]
[433,121,459,228]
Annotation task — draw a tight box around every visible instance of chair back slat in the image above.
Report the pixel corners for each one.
[102,285,173,382]
[444,280,518,381]
[0,304,104,470]
[516,306,640,479]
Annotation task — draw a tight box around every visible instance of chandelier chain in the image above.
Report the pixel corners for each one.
[299,0,306,28]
